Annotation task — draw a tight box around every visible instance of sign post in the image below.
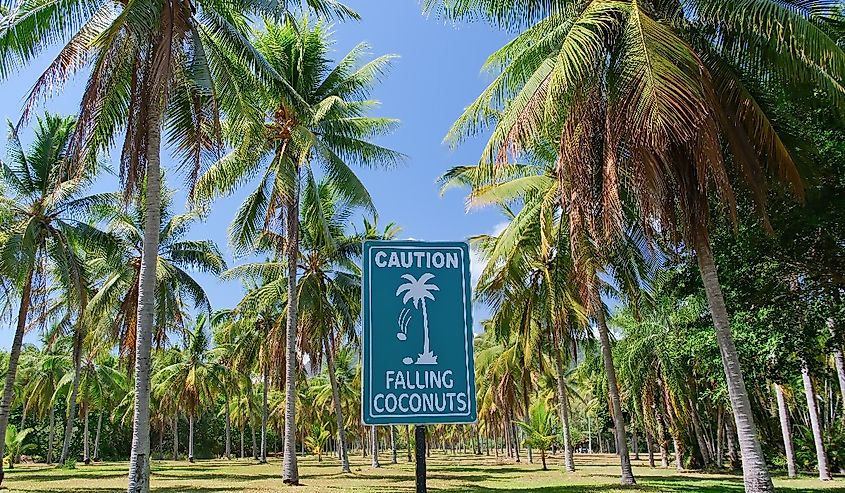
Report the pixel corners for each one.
[362,241,477,492]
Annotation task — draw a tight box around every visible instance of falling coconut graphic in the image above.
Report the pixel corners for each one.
[396,332,406,341]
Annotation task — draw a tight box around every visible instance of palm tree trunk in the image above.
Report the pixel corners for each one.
[724,412,741,470]
[324,337,350,473]
[224,394,231,460]
[511,416,520,462]
[826,318,845,424]
[282,169,300,485]
[261,364,268,463]
[172,414,178,461]
[689,398,712,467]
[645,428,655,468]
[240,424,245,459]
[93,413,102,461]
[695,238,773,492]
[60,319,85,464]
[251,421,258,460]
[716,409,724,468]
[82,401,90,465]
[774,383,797,479]
[632,425,639,461]
[0,267,33,485]
[801,364,831,480]
[406,425,412,462]
[47,406,56,465]
[593,290,635,485]
[188,415,194,462]
[553,345,575,472]
[370,425,380,468]
[390,425,398,464]
[127,97,164,493]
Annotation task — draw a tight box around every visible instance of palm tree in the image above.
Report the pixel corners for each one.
[0,114,108,481]
[2,425,33,470]
[21,334,71,465]
[0,0,356,488]
[88,179,227,367]
[397,274,440,364]
[428,1,845,489]
[517,401,557,470]
[194,16,404,482]
[153,315,224,462]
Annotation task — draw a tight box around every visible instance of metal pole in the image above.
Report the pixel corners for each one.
[415,425,427,493]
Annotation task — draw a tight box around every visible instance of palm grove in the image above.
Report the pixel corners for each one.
[0,1,842,493]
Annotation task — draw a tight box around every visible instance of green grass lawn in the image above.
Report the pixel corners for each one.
[5,452,845,493]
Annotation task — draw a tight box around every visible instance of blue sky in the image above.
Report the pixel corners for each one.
[0,1,513,347]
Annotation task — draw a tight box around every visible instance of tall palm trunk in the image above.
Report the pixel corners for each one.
[83,401,90,464]
[553,344,575,472]
[240,423,245,459]
[0,267,33,485]
[224,394,232,460]
[645,428,655,468]
[774,383,797,479]
[60,314,85,464]
[261,364,268,463]
[47,406,56,465]
[282,166,300,484]
[93,413,102,461]
[172,414,179,460]
[188,415,194,462]
[724,413,741,470]
[390,425,398,464]
[826,319,845,423]
[324,337,350,473]
[632,425,639,460]
[695,239,773,492]
[593,290,635,484]
[406,425,412,462]
[371,425,380,468]
[801,364,831,480]
[127,99,163,493]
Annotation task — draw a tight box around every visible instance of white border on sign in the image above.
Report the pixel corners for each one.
[364,245,473,421]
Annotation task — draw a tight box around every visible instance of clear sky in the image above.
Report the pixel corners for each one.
[0,1,513,347]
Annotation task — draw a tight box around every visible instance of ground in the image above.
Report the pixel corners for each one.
[5,452,845,493]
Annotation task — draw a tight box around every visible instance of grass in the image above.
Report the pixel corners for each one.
[5,451,845,492]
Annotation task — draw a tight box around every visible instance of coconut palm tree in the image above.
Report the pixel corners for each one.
[153,315,224,462]
[21,335,71,465]
[430,0,845,489]
[517,401,557,470]
[88,179,226,368]
[194,16,403,482]
[0,0,357,487]
[0,114,109,480]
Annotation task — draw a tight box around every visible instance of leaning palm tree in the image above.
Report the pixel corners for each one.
[0,114,108,481]
[428,1,845,490]
[0,0,356,488]
[194,16,404,483]
[397,274,439,365]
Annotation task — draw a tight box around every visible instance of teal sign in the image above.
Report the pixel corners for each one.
[362,241,477,425]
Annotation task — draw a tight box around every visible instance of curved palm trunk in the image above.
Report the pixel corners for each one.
[93,413,102,461]
[774,383,797,479]
[261,365,268,463]
[593,290,635,485]
[224,394,232,460]
[371,425,380,468]
[188,415,194,462]
[0,268,33,485]
[282,169,300,484]
[127,99,163,493]
[553,345,575,472]
[801,364,831,480]
[46,406,56,465]
[60,319,85,464]
[695,239,773,492]
[324,338,350,472]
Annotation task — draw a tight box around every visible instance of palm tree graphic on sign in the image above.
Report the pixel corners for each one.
[396,273,439,365]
